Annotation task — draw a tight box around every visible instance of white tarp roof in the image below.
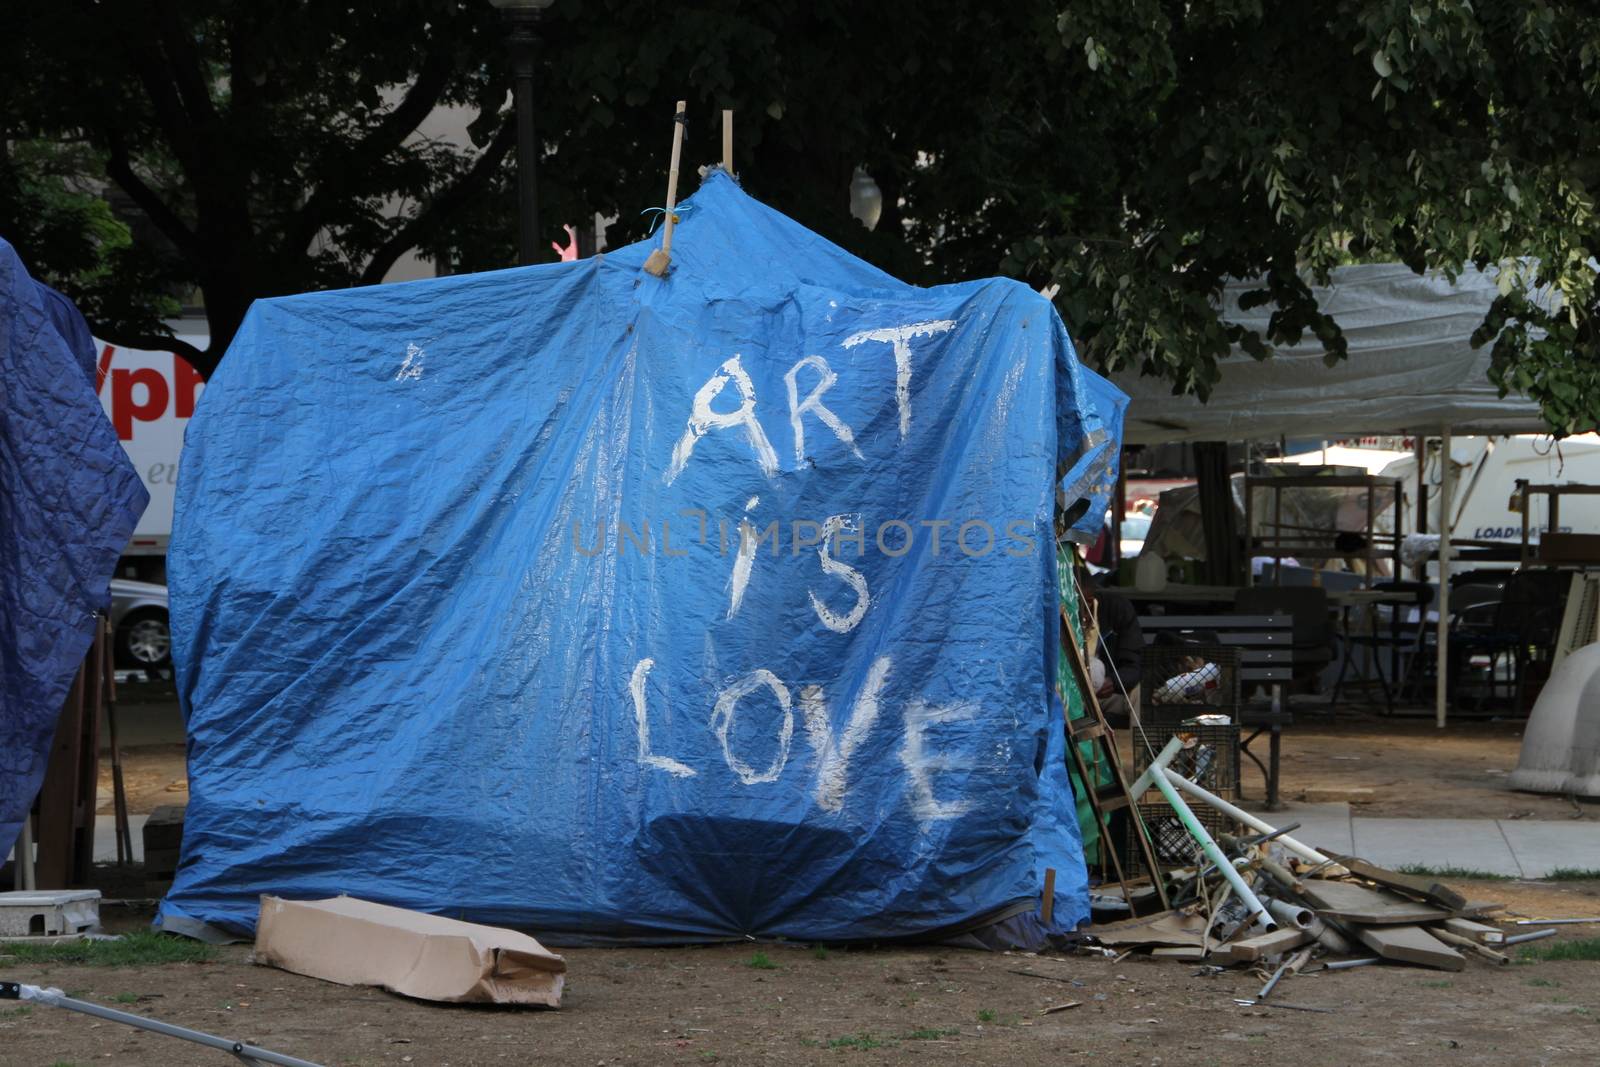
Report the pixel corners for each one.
[1115,263,1550,445]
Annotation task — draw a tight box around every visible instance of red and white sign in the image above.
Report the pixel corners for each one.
[94,335,208,553]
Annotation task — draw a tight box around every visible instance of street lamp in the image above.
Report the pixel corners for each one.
[489,0,556,265]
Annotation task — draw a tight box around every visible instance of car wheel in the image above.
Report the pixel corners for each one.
[117,609,172,669]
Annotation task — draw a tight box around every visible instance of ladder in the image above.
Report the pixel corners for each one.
[1060,607,1170,913]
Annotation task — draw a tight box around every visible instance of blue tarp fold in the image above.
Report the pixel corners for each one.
[159,173,1124,941]
[1,240,147,859]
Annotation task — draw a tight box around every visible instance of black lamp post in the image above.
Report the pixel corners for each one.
[489,0,555,265]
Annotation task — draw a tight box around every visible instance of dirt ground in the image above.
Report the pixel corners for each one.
[3,878,1598,1067]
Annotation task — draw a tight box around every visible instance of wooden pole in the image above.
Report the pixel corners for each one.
[1436,426,1453,728]
[642,101,688,278]
[722,109,734,173]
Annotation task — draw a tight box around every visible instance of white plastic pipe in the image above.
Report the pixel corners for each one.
[1127,736,1185,804]
[1266,898,1314,929]
[1149,767,1276,931]
[1162,769,1338,870]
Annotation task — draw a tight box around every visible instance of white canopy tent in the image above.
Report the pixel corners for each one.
[1112,263,1556,726]
[1116,263,1549,445]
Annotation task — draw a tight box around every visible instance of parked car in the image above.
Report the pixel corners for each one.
[1119,512,1153,558]
[109,578,171,670]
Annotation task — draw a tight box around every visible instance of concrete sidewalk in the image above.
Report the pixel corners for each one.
[1247,801,1600,878]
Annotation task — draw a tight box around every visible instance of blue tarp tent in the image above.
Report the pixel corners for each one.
[1,239,148,860]
[158,172,1125,943]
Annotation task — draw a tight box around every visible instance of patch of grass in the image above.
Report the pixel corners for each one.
[1520,938,1600,963]
[828,1034,887,1050]
[1,1005,33,1018]
[902,1028,958,1040]
[1396,864,1512,881]
[0,932,215,968]
[1547,867,1600,881]
[747,949,778,970]
[812,944,830,960]
[110,992,138,1004]
[1527,977,1560,987]
[1421,980,1453,989]
[976,1008,996,1023]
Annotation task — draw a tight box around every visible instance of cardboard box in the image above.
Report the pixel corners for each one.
[254,896,565,1006]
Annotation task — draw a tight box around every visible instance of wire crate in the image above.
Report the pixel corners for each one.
[1138,642,1241,723]
[1122,720,1241,875]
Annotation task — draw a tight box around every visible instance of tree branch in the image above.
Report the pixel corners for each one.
[154,0,220,130]
[105,138,206,265]
[289,45,461,256]
[94,327,209,372]
[359,115,516,285]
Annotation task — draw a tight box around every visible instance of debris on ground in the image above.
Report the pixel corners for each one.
[1080,732,1556,1000]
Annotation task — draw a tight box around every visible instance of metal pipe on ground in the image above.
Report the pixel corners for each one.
[1,983,324,1067]
[1265,896,1352,954]
[1321,957,1380,971]
[1503,929,1557,946]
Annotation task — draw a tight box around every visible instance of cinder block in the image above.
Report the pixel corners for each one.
[0,889,101,937]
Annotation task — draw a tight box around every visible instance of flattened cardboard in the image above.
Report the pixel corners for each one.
[254,896,565,1006]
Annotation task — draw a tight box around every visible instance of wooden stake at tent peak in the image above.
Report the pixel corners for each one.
[722,109,734,174]
[643,101,687,279]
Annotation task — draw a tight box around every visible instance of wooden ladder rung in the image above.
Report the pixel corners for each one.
[1069,718,1106,742]
[1060,598,1170,913]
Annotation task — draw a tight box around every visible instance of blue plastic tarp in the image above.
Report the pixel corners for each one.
[1,240,148,859]
[159,173,1125,942]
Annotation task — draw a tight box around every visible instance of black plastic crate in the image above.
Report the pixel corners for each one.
[1122,720,1241,875]
[1139,643,1241,721]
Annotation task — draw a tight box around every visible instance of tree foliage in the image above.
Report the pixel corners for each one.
[2,1,1597,434]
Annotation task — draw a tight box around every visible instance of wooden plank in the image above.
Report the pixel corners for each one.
[1354,924,1465,971]
[1328,855,1469,911]
[1431,927,1510,964]
[1301,879,1450,924]
[1441,917,1505,944]
[1458,900,1506,919]
[1209,927,1312,964]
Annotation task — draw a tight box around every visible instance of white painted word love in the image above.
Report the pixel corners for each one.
[629,655,974,828]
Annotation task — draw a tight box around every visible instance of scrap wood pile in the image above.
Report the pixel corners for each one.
[1080,733,1555,997]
